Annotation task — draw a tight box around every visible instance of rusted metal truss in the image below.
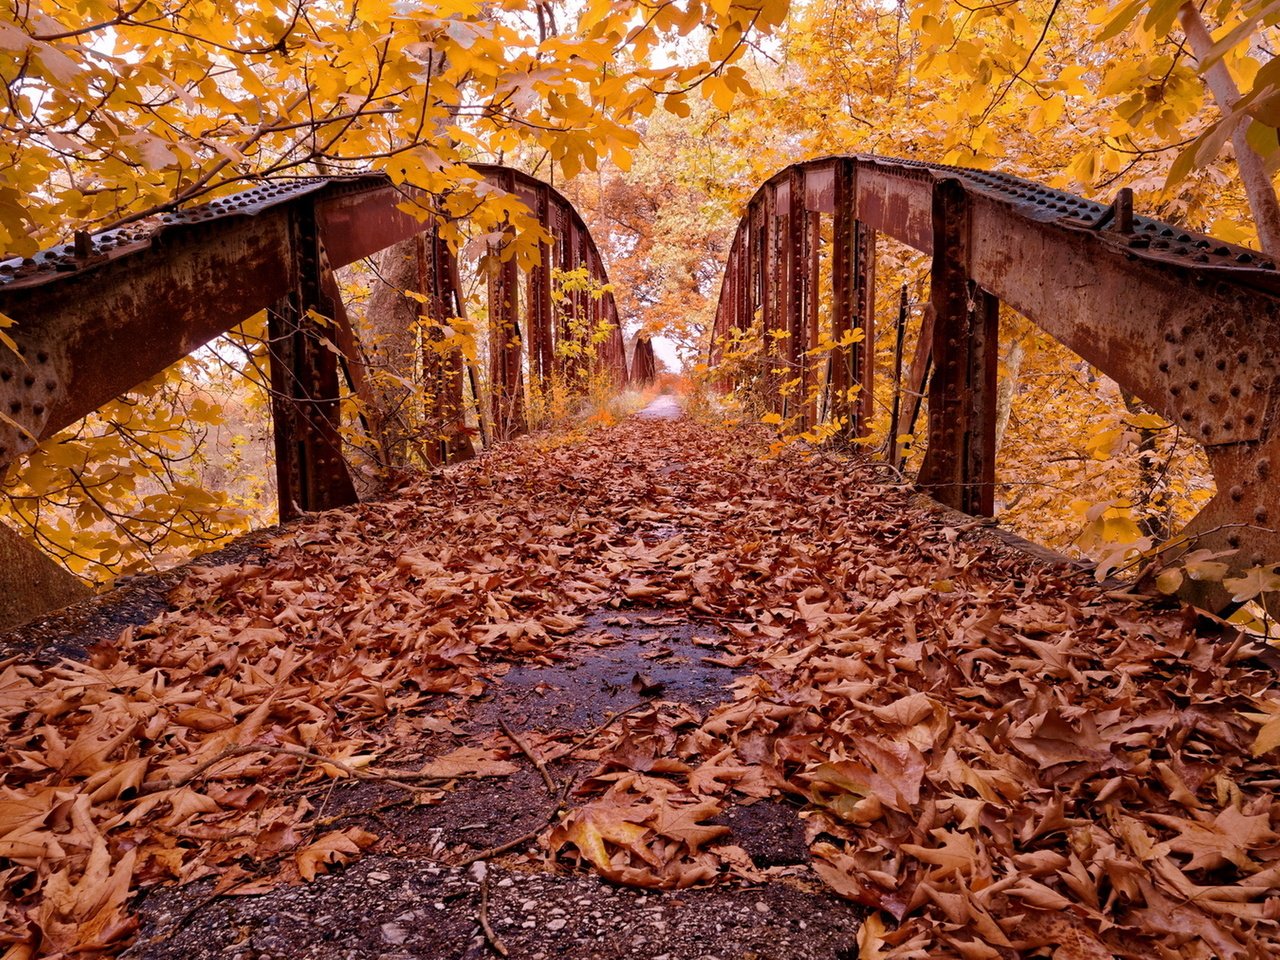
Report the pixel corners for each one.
[709,154,1280,611]
[0,165,627,524]
[633,336,658,386]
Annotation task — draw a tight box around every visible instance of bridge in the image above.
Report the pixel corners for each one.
[3,156,1279,620]
[1,158,1279,960]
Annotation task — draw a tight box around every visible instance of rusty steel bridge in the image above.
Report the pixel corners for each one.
[0,156,1278,617]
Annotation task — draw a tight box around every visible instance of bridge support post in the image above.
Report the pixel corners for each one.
[832,159,877,438]
[488,237,526,442]
[805,206,820,428]
[268,210,359,522]
[918,179,999,517]
[832,160,855,434]
[783,170,805,421]
[416,229,475,464]
[853,219,877,437]
[527,186,555,386]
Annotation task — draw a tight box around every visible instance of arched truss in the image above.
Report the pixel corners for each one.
[0,165,628,521]
[710,155,1280,611]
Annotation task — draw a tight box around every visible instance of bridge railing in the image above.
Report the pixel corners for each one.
[0,165,627,527]
[709,154,1280,611]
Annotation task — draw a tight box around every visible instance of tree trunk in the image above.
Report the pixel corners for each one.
[1180,3,1280,255]
[362,239,426,468]
[994,329,1028,453]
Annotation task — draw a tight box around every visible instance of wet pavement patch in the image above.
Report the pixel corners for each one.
[473,610,744,731]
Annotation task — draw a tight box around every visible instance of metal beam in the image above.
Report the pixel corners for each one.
[267,209,357,520]
[831,159,856,435]
[916,180,999,517]
[853,219,877,436]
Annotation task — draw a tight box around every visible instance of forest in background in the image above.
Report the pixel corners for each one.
[2,0,1279,592]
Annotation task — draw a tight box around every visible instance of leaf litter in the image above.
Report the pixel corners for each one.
[1,414,1279,958]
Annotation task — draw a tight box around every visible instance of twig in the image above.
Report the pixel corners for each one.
[472,862,508,957]
[559,701,649,762]
[454,818,556,869]
[451,703,650,869]
[499,717,557,795]
[309,798,416,829]
[141,743,486,795]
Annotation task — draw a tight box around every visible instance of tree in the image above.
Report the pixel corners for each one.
[557,97,749,368]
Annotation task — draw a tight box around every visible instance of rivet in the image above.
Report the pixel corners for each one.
[22,373,33,386]
[1180,325,1191,337]
[1189,379,1200,391]
[1231,485,1245,501]
[1231,385,1242,398]
[31,403,43,416]
[1216,359,1227,371]
[1238,350,1249,363]
[44,381,54,392]
[1257,508,1269,524]
[1159,360,1170,372]
[1164,332,1177,343]
[1176,353,1186,366]
[1181,411,1193,421]
[1208,392,1221,404]
[1258,458,1271,478]
[1253,553,1266,565]
[1225,328,1236,338]
[1223,418,1234,430]
[35,351,47,364]
[7,401,18,413]
[1228,533,1242,547]
[1171,385,1182,396]
[1194,347,1205,360]
[1245,412,1257,426]
[1201,423,1213,436]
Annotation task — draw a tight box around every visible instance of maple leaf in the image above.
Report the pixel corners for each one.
[649,799,730,854]
[417,746,518,779]
[36,840,138,953]
[1243,699,1280,757]
[295,828,376,882]
[548,797,655,873]
[1151,805,1279,871]
[900,828,980,876]
[1008,707,1111,769]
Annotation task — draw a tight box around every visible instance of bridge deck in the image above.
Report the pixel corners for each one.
[2,408,1279,959]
